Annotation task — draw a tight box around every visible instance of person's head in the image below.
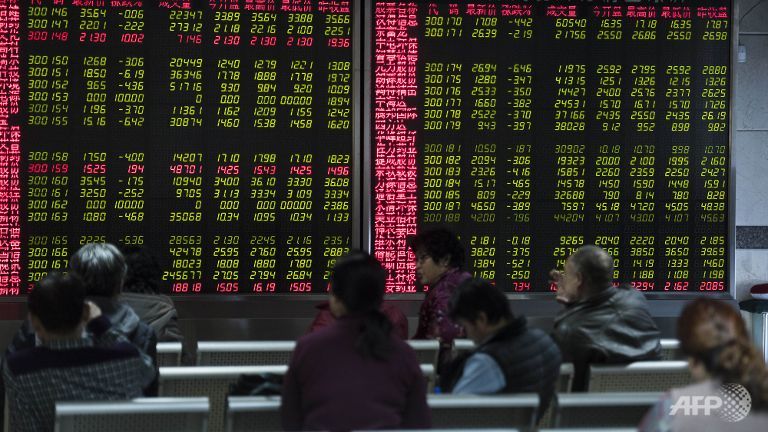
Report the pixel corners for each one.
[449,278,513,344]
[559,245,614,302]
[329,250,391,360]
[329,250,387,318]
[69,243,127,298]
[122,246,162,295]
[28,272,88,340]
[678,298,768,410]
[408,227,465,285]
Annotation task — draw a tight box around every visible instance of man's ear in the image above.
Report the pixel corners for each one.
[574,271,585,290]
[437,255,451,268]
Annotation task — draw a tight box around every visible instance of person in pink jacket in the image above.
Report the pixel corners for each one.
[408,227,472,370]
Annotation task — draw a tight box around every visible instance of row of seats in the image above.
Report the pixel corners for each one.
[54,393,656,432]
[158,364,433,431]
[147,340,687,431]
[157,338,683,367]
[155,362,687,432]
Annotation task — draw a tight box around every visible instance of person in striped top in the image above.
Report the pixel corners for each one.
[3,272,155,432]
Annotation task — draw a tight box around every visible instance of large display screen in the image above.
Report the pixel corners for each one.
[371,0,731,293]
[0,0,355,295]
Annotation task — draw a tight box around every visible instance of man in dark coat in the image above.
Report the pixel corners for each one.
[441,278,562,419]
[550,245,662,391]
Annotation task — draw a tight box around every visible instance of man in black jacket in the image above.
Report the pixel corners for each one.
[442,278,562,418]
[550,245,661,391]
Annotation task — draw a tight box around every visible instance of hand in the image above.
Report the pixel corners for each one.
[549,269,573,305]
[548,269,563,285]
[85,300,102,321]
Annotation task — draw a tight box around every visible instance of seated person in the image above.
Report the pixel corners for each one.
[441,278,562,417]
[3,272,155,432]
[550,245,661,391]
[120,246,190,362]
[281,251,430,431]
[408,227,472,368]
[639,298,768,431]
[307,299,409,339]
[2,243,159,408]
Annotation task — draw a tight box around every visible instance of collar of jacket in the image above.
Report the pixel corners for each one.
[477,315,527,349]
[428,267,462,289]
[554,285,619,324]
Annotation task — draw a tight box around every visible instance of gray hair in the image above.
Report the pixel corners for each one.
[570,245,614,293]
[68,243,127,297]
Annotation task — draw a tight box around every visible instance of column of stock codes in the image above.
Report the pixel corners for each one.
[372,0,730,293]
[7,0,355,295]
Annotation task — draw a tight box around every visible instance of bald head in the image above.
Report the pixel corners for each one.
[569,245,614,294]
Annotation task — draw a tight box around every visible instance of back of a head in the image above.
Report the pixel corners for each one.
[331,250,386,315]
[449,278,512,325]
[678,298,768,410]
[330,251,391,360]
[407,227,465,268]
[570,245,613,293]
[69,243,126,297]
[122,246,162,295]
[28,272,86,334]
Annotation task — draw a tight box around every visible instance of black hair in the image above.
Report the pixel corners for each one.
[122,246,162,295]
[449,278,512,325]
[28,272,86,334]
[330,250,392,361]
[569,245,614,293]
[407,227,465,269]
[69,243,127,297]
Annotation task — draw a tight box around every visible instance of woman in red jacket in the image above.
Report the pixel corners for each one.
[408,227,472,370]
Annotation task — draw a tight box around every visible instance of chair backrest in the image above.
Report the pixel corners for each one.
[555,392,661,427]
[355,430,519,432]
[420,364,436,392]
[660,339,682,360]
[540,429,637,432]
[588,361,691,392]
[159,366,287,432]
[537,363,576,428]
[453,338,475,356]
[226,396,281,432]
[226,396,529,432]
[54,397,209,432]
[407,339,441,365]
[161,364,434,431]
[157,342,183,366]
[197,341,296,366]
[558,363,574,393]
[428,394,539,431]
